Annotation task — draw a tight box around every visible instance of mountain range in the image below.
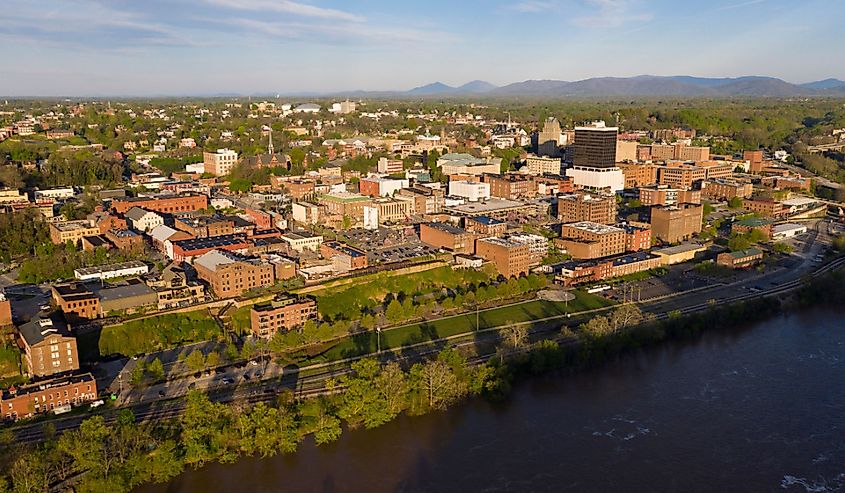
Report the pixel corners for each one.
[337,76,845,98]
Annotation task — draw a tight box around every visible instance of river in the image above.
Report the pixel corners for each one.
[137,308,845,493]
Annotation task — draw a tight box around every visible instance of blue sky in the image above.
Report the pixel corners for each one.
[1,0,842,96]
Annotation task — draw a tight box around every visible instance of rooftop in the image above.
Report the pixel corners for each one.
[74,261,148,277]
[172,234,248,251]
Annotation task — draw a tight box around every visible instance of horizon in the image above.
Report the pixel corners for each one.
[1,0,844,97]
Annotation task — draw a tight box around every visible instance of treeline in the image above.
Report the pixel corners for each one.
[148,155,202,175]
[0,210,49,263]
[37,149,126,187]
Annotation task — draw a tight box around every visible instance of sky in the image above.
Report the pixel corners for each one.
[1,0,843,96]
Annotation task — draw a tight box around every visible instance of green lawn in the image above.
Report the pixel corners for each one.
[315,291,613,362]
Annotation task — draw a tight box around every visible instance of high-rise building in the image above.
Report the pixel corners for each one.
[573,121,618,168]
[537,117,562,158]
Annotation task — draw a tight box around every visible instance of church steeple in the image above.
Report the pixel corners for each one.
[268,127,274,155]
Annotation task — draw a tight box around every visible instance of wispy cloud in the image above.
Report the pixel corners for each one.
[202,0,365,22]
[573,0,653,28]
[508,1,557,13]
[714,0,766,12]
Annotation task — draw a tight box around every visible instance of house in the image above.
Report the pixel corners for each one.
[125,207,164,232]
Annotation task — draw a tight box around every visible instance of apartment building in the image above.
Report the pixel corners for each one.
[483,173,537,200]
[203,148,238,176]
[619,163,659,188]
[1,373,96,421]
[557,192,617,225]
[475,237,531,278]
[49,220,100,245]
[194,250,276,298]
[17,313,80,377]
[377,157,404,174]
[650,204,703,243]
[464,216,507,236]
[700,179,754,201]
[112,193,208,215]
[524,155,562,175]
[555,222,627,260]
[250,295,317,338]
[638,185,701,206]
[419,222,475,254]
[742,196,787,217]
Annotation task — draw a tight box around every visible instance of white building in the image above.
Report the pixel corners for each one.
[280,231,324,253]
[185,162,205,174]
[293,103,320,114]
[74,260,149,281]
[34,187,76,201]
[378,157,404,174]
[203,148,238,176]
[448,181,490,202]
[292,202,320,225]
[524,155,562,176]
[363,206,379,230]
[772,223,808,240]
[565,165,625,193]
[125,207,164,232]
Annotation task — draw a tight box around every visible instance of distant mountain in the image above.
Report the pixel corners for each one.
[454,80,497,93]
[492,80,571,95]
[407,82,455,95]
[800,78,845,90]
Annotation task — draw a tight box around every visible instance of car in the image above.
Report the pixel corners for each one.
[158,390,165,398]
[250,360,258,367]
[253,371,263,378]
[194,372,202,379]
[243,373,251,381]
[222,377,234,385]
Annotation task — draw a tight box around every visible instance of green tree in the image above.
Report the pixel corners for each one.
[184,350,206,372]
[147,358,165,381]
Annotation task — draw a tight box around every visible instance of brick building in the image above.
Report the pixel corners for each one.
[464,216,507,236]
[717,248,764,269]
[650,204,703,243]
[112,194,208,215]
[194,250,276,298]
[700,179,754,201]
[51,283,100,322]
[250,295,317,338]
[475,237,531,278]
[320,241,368,270]
[49,220,100,245]
[620,164,659,188]
[555,222,627,260]
[17,313,80,377]
[1,372,96,421]
[638,185,701,206]
[483,173,537,200]
[557,192,617,225]
[170,235,251,263]
[419,222,475,254]
[174,215,235,238]
[742,196,787,218]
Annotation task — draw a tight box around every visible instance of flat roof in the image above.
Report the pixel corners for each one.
[172,234,248,251]
[653,243,707,256]
[444,198,528,214]
[74,261,148,276]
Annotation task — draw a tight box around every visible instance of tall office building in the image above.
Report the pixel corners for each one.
[566,121,624,192]
[573,121,618,168]
[536,117,562,158]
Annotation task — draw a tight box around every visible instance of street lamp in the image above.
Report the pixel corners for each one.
[376,327,382,354]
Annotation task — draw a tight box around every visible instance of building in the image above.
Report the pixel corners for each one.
[650,204,703,243]
[250,295,317,338]
[621,223,652,252]
[772,223,808,240]
[74,261,149,281]
[507,233,548,263]
[744,150,765,173]
[124,207,164,232]
[320,241,368,272]
[318,192,372,224]
[555,222,627,260]
[437,153,500,176]
[373,197,414,224]
[449,181,490,202]
[464,216,507,236]
[174,215,235,238]
[280,231,323,253]
[1,372,96,421]
[742,196,787,218]
[170,234,251,263]
[556,252,661,286]
[399,185,445,215]
[524,154,562,175]
[378,157,404,174]
[17,313,80,377]
[51,284,100,321]
[700,179,754,201]
[112,194,208,215]
[96,279,158,315]
[359,176,410,198]
[573,121,617,168]
[0,291,11,327]
[652,243,708,266]
[732,218,774,239]
[475,237,531,278]
[638,185,701,206]
[619,164,659,188]
[49,220,100,245]
[146,264,206,310]
[419,222,475,254]
[292,202,321,225]
[717,248,764,269]
[557,192,617,224]
[537,117,562,158]
[194,250,276,298]
[615,140,639,162]
[203,148,238,176]
[275,179,316,200]
[566,165,625,193]
[484,173,537,200]
[658,161,733,189]
[104,229,145,253]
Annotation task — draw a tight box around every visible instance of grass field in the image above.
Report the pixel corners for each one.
[315,291,613,362]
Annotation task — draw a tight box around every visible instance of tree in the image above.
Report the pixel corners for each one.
[728,196,743,209]
[385,299,404,324]
[184,350,206,372]
[147,358,165,381]
[412,359,464,411]
[205,351,220,369]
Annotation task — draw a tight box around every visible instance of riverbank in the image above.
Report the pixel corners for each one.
[2,269,843,493]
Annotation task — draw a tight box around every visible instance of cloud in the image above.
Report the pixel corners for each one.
[202,0,365,22]
[508,1,557,13]
[713,0,766,11]
[573,0,653,28]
